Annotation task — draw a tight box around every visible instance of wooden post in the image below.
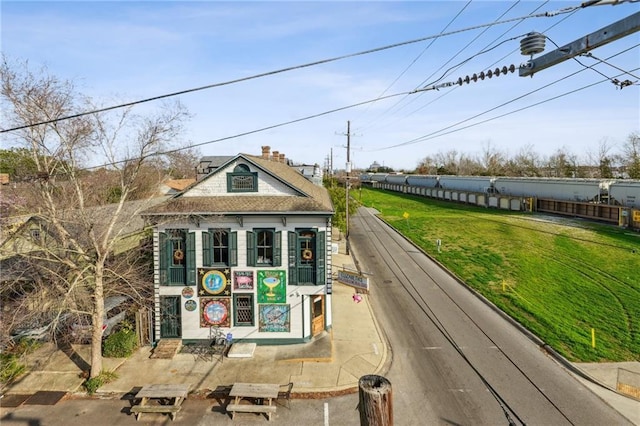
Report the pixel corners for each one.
[358,375,393,426]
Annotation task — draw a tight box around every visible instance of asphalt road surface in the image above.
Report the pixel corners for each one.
[348,206,633,426]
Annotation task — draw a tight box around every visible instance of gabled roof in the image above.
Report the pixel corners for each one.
[142,153,334,217]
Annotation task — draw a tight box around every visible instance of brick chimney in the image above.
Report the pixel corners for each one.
[261,146,271,159]
[271,150,279,162]
[279,153,285,163]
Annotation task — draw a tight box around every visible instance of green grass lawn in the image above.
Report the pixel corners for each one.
[358,187,640,362]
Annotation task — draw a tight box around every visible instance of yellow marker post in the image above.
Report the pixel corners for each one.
[591,328,596,348]
[502,280,506,292]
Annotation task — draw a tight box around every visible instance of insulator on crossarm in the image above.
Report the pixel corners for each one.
[520,32,546,57]
[471,73,478,82]
[486,69,493,78]
[479,71,485,80]
[464,75,470,84]
[457,77,463,86]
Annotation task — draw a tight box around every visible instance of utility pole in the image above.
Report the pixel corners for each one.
[345,121,351,255]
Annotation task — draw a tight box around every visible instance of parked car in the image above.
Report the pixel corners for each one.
[69,296,131,343]
[10,312,71,342]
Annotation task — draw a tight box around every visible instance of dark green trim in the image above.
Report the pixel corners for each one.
[273,231,282,266]
[186,232,196,285]
[287,231,298,285]
[226,172,258,193]
[246,231,255,266]
[233,293,255,326]
[229,231,238,266]
[159,231,167,285]
[316,231,325,285]
[202,230,212,267]
[228,337,311,346]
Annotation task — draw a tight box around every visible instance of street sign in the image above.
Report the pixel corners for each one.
[337,269,369,291]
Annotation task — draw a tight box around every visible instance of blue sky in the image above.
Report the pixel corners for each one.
[2,1,639,171]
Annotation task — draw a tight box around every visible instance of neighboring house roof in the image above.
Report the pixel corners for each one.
[142,153,334,218]
[158,178,196,196]
[164,179,196,192]
[196,156,235,181]
[0,196,169,259]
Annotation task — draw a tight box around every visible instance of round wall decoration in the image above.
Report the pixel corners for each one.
[184,299,197,311]
[182,286,194,298]
[203,300,228,325]
[202,270,228,295]
[302,249,313,260]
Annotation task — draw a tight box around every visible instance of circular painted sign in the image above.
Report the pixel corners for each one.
[184,299,197,311]
[182,286,194,298]
[203,300,228,325]
[202,270,227,295]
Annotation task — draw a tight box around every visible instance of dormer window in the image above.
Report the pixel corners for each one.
[227,163,258,192]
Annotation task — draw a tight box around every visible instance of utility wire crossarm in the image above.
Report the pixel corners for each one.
[519,11,640,77]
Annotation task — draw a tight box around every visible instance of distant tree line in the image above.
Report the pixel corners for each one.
[366,135,640,179]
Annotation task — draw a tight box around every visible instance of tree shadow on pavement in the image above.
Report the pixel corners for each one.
[56,339,90,374]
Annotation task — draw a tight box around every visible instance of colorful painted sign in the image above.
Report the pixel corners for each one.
[198,268,231,296]
[259,304,290,332]
[257,270,286,303]
[200,298,230,327]
[233,270,254,290]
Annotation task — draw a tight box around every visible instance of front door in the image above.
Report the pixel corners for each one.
[311,295,324,336]
[160,296,181,338]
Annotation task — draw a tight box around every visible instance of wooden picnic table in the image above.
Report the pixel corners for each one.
[130,383,190,421]
[227,382,280,421]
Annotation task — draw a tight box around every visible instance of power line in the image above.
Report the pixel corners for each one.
[354,0,557,135]
[353,0,474,127]
[80,92,410,172]
[49,43,638,174]
[370,45,639,151]
[1,4,584,134]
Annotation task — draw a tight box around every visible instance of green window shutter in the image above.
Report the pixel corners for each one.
[202,230,212,267]
[186,232,196,285]
[288,232,298,286]
[246,231,255,267]
[316,231,326,285]
[159,231,168,285]
[273,231,282,266]
[230,231,238,266]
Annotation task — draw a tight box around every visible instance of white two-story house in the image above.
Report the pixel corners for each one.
[141,149,335,345]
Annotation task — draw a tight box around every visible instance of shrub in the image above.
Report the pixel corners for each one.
[0,338,42,386]
[0,353,26,384]
[103,322,137,358]
[84,370,118,394]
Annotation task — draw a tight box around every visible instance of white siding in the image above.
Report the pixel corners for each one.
[155,214,332,342]
[182,159,300,197]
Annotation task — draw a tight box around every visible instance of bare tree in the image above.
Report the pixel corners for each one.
[544,147,578,178]
[508,144,541,177]
[479,141,506,176]
[434,150,460,175]
[164,147,201,179]
[585,138,616,178]
[621,131,640,179]
[1,57,188,378]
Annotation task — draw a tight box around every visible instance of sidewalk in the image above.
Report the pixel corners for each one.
[2,245,638,425]
[2,247,389,400]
